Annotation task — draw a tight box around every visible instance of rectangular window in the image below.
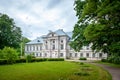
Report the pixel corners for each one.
[75,53,77,57]
[46,45,48,50]
[60,53,63,57]
[44,53,47,57]
[40,45,42,50]
[36,45,38,51]
[61,44,64,50]
[99,53,102,57]
[27,45,29,51]
[36,53,38,57]
[92,53,95,58]
[52,45,55,50]
[40,53,42,57]
[80,53,83,57]
[86,53,89,57]
[70,53,72,57]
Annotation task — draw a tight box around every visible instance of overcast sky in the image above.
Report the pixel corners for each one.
[0,0,77,40]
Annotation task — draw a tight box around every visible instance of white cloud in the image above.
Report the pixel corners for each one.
[0,0,77,40]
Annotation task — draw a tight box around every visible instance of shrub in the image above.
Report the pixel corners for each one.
[0,59,7,65]
[79,57,87,60]
[113,56,120,64]
[26,55,32,63]
[34,58,47,62]
[16,58,26,63]
[101,59,107,62]
[47,58,64,61]
[2,47,18,64]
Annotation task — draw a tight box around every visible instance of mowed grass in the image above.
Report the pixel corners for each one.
[0,61,111,80]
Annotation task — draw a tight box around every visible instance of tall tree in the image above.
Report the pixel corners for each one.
[0,13,22,49]
[71,0,120,56]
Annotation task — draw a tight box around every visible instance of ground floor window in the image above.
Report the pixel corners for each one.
[99,53,102,57]
[80,53,83,57]
[36,53,38,57]
[86,53,89,57]
[75,53,77,57]
[60,53,63,57]
[44,53,47,57]
[70,53,72,57]
[40,53,42,57]
[92,53,95,58]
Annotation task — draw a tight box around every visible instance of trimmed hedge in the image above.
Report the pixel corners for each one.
[47,58,64,61]
[79,57,87,60]
[0,58,64,65]
[101,56,120,64]
[0,59,7,65]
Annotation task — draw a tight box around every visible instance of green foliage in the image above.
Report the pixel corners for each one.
[47,58,64,61]
[1,47,18,64]
[26,55,32,63]
[0,59,7,65]
[0,13,22,49]
[79,57,87,60]
[72,0,120,58]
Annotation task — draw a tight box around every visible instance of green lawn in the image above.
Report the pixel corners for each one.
[0,61,111,80]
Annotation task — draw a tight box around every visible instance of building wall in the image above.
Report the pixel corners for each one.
[25,34,107,60]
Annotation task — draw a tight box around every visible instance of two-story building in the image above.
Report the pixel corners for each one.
[25,29,107,60]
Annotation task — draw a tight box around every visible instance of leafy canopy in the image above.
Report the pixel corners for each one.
[71,0,120,56]
[0,13,22,49]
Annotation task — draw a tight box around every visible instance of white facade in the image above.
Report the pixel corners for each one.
[25,29,107,60]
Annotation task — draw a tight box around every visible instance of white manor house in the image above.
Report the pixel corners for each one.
[25,29,107,60]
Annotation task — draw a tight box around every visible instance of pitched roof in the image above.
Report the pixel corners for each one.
[26,37,43,45]
[54,29,67,36]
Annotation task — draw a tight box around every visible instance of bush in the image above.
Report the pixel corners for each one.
[101,59,107,62]
[113,56,120,64]
[26,55,32,63]
[47,58,64,61]
[79,57,87,60]
[2,47,18,64]
[0,59,7,65]
[16,58,26,63]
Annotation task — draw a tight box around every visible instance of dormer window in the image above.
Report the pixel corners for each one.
[37,40,40,42]
[52,34,54,37]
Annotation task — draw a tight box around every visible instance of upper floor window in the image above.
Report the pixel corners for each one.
[26,45,29,51]
[52,45,55,50]
[61,40,63,43]
[45,45,48,50]
[61,44,64,50]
